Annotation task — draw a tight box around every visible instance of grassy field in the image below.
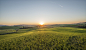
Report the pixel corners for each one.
[0,27,86,50]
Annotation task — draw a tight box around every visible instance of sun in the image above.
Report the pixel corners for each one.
[39,22,44,25]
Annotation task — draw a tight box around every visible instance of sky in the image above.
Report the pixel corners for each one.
[0,0,86,25]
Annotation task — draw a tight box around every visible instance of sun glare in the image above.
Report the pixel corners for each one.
[39,22,44,25]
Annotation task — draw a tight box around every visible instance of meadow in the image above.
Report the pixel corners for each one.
[0,26,86,50]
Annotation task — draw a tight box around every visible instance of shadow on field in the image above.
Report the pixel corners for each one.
[0,32,17,35]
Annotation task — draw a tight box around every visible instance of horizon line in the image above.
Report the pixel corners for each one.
[0,21,86,26]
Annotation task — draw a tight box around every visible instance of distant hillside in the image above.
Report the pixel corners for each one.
[75,22,86,24]
[0,25,8,27]
[50,22,86,28]
[14,24,36,27]
[0,26,21,30]
[0,24,37,30]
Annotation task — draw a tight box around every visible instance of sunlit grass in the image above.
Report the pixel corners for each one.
[0,27,86,50]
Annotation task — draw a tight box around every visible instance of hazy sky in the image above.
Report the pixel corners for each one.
[0,0,86,25]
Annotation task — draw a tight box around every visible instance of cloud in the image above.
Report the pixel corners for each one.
[59,5,63,7]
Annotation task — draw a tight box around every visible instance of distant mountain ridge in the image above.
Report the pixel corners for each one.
[0,25,8,26]
[50,22,86,28]
[75,22,86,24]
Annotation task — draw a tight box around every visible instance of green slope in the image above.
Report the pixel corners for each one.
[0,27,86,50]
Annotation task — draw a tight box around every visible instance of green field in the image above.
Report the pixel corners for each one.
[0,27,86,50]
